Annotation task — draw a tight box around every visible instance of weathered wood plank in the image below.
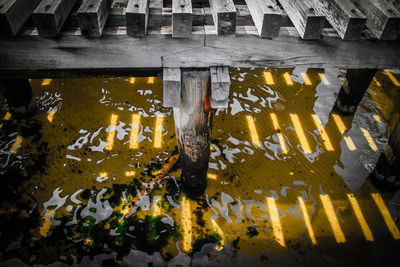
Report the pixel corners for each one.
[244,0,282,38]
[0,0,42,36]
[279,0,324,39]
[210,66,230,109]
[126,0,150,37]
[163,67,181,107]
[1,33,400,79]
[311,0,366,40]
[172,0,192,37]
[78,0,112,37]
[33,0,79,37]
[208,0,236,35]
[351,0,400,40]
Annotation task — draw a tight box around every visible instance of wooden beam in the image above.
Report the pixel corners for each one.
[78,0,112,37]
[312,0,366,40]
[210,66,230,109]
[33,0,78,38]
[244,0,282,37]
[279,0,324,39]
[0,0,42,36]
[208,0,236,35]
[126,0,150,37]
[163,67,181,107]
[351,0,400,40]
[172,0,192,37]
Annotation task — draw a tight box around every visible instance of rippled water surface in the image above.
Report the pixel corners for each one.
[1,68,400,266]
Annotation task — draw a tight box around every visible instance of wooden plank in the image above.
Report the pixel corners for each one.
[279,0,324,39]
[172,0,192,37]
[33,0,79,37]
[210,66,230,109]
[78,0,112,37]
[163,67,181,107]
[312,0,366,40]
[126,0,150,37]
[0,0,42,36]
[244,0,282,37]
[208,0,236,35]
[351,0,400,40]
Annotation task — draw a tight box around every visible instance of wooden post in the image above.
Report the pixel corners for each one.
[33,0,78,38]
[0,0,42,36]
[173,70,212,198]
[369,119,400,192]
[244,0,282,38]
[126,0,150,37]
[172,0,192,37]
[210,66,230,109]
[209,0,236,35]
[78,0,112,37]
[333,69,377,115]
[163,67,181,107]
[0,79,37,118]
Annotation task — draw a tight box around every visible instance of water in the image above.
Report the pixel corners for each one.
[0,68,400,266]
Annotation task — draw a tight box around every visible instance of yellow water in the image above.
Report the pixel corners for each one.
[0,68,400,266]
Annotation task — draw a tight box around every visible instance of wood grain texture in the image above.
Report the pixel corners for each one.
[311,0,366,40]
[351,0,400,40]
[172,0,192,37]
[244,0,282,38]
[1,33,400,78]
[278,0,324,39]
[0,0,42,36]
[33,0,79,37]
[209,0,236,35]
[210,66,230,109]
[126,0,150,37]
[78,0,112,37]
[163,67,181,107]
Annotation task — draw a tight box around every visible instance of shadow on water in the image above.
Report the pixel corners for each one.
[0,69,400,266]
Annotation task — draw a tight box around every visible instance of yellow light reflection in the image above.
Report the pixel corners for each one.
[0,112,11,128]
[298,196,317,245]
[312,114,334,151]
[147,77,155,84]
[373,77,381,87]
[270,113,288,154]
[318,73,330,85]
[320,194,346,243]
[302,73,312,85]
[129,114,141,149]
[373,115,382,123]
[153,116,163,148]
[212,220,225,250]
[246,115,260,148]
[290,113,312,154]
[11,136,23,154]
[153,198,162,216]
[384,70,400,87]
[263,71,274,85]
[283,72,293,86]
[41,79,52,86]
[360,128,378,151]
[181,198,192,252]
[105,114,118,151]
[129,77,136,84]
[47,112,55,123]
[347,194,374,242]
[266,197,285,247]
[332,114,357,151]
[207,173,217,180]
[371,193,400,240]
[125,171,136,177]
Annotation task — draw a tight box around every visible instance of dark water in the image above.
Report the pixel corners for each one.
[0,68,400,266]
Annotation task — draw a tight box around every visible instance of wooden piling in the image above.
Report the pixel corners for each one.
[172,0,192,37]
[173,70,212,198]
[126,0,150,37]
[333,69,377,115]
[78,0,112,37]
[209,0,237,35]
[0,79,37,118]
[244,0,282,38]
